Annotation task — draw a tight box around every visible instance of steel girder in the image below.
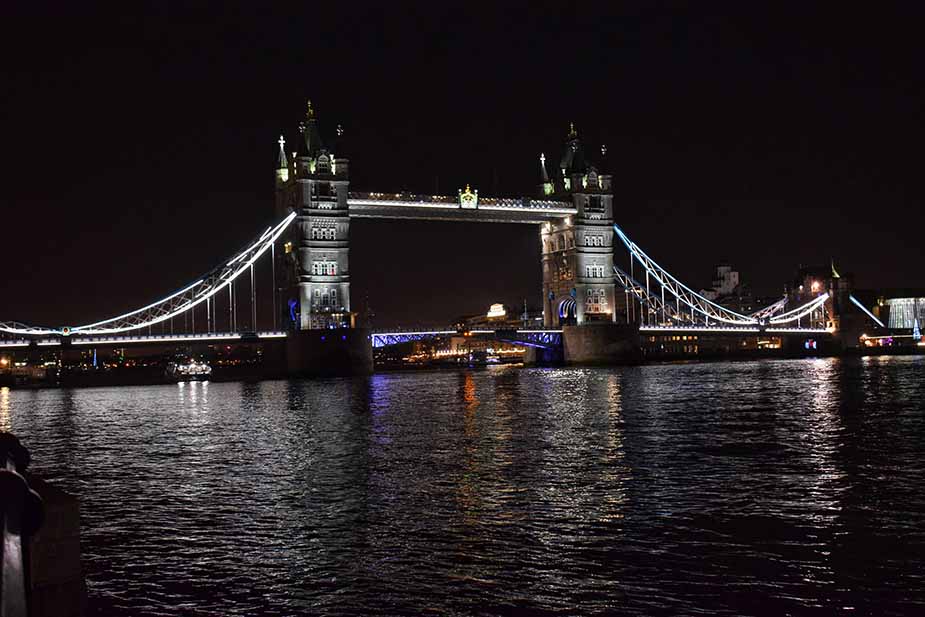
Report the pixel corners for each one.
[1,212,297,337]
[750,297,788,319]
[613,265,688,326]
[613,223,831,328]
[612,223,758,325]
[495,329,562,349]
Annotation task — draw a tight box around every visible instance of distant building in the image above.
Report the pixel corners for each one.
[861,290,925,330]
[456,303,544,330]
[882,296,925,329]
[700,263,740,300]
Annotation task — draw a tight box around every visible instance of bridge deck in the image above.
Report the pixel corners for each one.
[0,331,288,348]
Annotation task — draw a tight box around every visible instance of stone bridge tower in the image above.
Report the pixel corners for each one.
[540,124,616,327]
[276,101,353,330]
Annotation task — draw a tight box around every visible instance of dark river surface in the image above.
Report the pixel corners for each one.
[2,356,924,616]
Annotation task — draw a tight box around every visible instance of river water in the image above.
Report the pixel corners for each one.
[2,357,924,616]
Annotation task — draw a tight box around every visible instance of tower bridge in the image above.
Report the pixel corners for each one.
[2,101,891,374]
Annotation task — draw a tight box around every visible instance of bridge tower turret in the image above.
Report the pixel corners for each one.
[289,100,353,330]
[541,124,616,327]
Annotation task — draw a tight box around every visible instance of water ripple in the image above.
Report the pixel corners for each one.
[4,356,925,615]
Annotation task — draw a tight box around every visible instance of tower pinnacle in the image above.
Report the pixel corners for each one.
[300,99,324,156]
[276,134,290,184]
[539,152,550,183]
[277,135,288,170]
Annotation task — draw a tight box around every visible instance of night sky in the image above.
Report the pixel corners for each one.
[3,3,923,328]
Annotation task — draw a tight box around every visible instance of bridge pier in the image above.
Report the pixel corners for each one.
[286,328,373,376]
[522,345,564,366]
[562,323,641,365]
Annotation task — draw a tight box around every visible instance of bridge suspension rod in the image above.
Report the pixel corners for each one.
[0,211,297,337]
[613,223,758,325]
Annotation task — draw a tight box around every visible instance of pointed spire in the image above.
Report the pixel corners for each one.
[333,123,346,156]
[539,152,549,183]
[568,121,577,139]
[300,98,324,156]
[277,135,288,170]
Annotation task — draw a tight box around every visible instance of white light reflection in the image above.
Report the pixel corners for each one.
[791,358,846,586]
[0,387,10,432]
[602,373,629,521]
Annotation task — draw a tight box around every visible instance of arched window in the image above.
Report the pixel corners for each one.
[331,289,338,307]
[558,237,565,251]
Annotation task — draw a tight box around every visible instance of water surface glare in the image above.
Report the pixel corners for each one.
[4,357,925,615]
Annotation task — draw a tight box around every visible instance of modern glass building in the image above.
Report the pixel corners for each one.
[884,297,925,329]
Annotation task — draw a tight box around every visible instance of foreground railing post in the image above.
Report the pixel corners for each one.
[0,433,44,617]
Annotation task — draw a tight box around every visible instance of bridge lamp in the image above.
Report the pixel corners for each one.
[0,357,7,368]
[811,281,820,293]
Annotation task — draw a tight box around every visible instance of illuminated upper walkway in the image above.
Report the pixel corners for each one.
[347,191,575,224]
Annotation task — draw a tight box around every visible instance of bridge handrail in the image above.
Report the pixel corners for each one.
[0,432,44,617]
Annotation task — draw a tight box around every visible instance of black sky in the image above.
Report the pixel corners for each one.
[2,2,923,328]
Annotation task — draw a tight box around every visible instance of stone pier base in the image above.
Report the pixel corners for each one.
[522,345,565,366]
[286,328,373,376]
[563,323,642,365]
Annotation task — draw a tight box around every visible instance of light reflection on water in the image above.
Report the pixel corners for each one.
[0,386,10,432]
[4,357,925,616]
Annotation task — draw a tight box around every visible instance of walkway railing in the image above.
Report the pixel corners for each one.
[0,433,44,617]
